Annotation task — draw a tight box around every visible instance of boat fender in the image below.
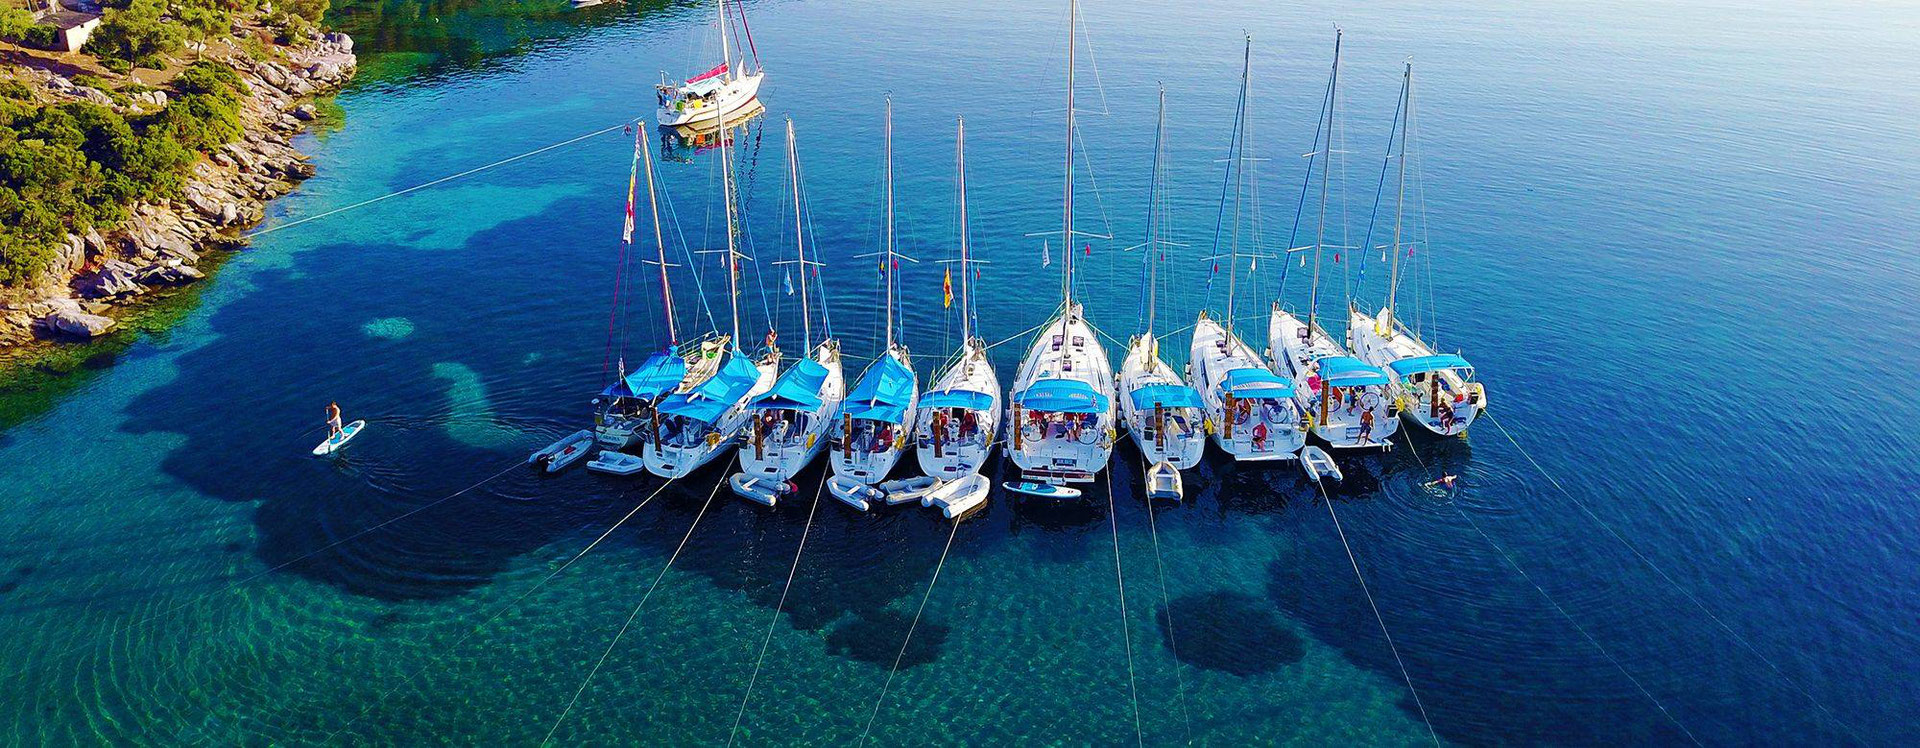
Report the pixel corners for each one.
[706,432,722,447]
[1302,411,1315,432]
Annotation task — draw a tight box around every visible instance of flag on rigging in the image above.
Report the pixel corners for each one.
[783,267,794,296]
[942,266,953,309]
[1042,241,1051,268]
[621,131,640,244]
[1084,242,1092,256]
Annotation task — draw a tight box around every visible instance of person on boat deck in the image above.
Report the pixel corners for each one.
[960,410,978,441]
[326,402,343,439]
[1359,407,1375,441]
[1251,421,1268,450]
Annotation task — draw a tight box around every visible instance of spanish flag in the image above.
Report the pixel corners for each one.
[942,266,953,309]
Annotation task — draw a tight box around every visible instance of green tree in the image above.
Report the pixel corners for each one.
[83,0,189,71]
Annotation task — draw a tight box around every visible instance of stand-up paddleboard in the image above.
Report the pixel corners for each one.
[312,420,365,456]
[1003,481,1081,500]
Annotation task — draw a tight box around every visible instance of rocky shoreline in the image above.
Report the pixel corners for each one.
[0,28,357,349]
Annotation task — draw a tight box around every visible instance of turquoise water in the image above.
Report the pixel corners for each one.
[3,0,1917,743]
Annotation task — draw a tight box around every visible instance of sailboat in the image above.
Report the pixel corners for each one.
[829,97,919,497]
[595,124,687,451]
[733,119,845,504]
[655,0,765,128]
[1007,0,1117,489]
[644,110,779,478]
[914,117,1001,483]
[1347,63,1487,437]
[1188,36,1306,462]
[1118,86,1205,489]
[1268,30,1399,449]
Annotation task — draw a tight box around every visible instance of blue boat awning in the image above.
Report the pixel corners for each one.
[1225,367,1294,398]
[919,389,994,412]
[1388,354,1473,378]
[658,352,761,424]
[842,355,916,424]
[623,350,687,400]
[1128,384,1202,411]
[1013,379,1111,414]
[750,359,829,410]
[1316,356,1390,387]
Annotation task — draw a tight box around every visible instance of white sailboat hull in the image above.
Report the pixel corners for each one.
[1189,317,1305,461]
[1348,309,1484,437]
[657,72,764,128]
[1008,305,1116,484]
[829,350,918,484]
[1117,334,1204,470]
[737,344,845,484]
[914,342,1002,480]
[1268,309,1399,448]
[644,356,778,478]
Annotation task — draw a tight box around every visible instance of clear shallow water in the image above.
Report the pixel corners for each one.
[2,0,1917,743]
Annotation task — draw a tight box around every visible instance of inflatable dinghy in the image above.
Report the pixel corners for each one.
[880,475,941,506]
[1003,481,1081,500]
[926,473,990,519]
[312,420,365,456]
[532,429,595,473]
[828,476,883,511]
[586,451,646,476]
[729,474,791,506]
[1300,445,1342,483]
[1145,460,1183,501]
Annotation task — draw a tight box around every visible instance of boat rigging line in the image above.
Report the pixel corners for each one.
[1134,453,1194,743]
[1101,462,1146,747]
[724,475,831,746]
[1478,412,1865,743]
[1391,431,1703,746]
[2,457,526,685]
[540,470,729,745]
[320,474,691,743]
[1305,472,1440,746]
[855,519,963,745]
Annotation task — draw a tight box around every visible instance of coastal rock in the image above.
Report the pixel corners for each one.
[219,203,240,226]
[35,299,116,339]
[71,87,115,107]
[325,32,353,53]
[75,260,145,299]
[45,75,71,92]
[292,104,316,121]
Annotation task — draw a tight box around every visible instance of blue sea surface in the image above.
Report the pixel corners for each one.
[0,0,1916,743]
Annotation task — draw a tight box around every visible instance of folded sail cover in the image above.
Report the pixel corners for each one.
[842,355,916,423]
[1013,379,1110,414]
[1315,356,1390,387]
[658,353,761,423]
[750,359,829,410]
[622,350,688,400]
[1387,354,1473,378]
[918,389,994,411]
[1128,384,1202,411]
[1225,368,1295,398]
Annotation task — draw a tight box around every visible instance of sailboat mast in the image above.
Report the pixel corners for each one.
[720,110,741,345]
[642,123,676,346]
[1386,62,1411,329]
[883,97,896,350]
[1145,85,1165,334]
[1060,0,1077,312]
[1225,35,1250,332]
[717,0,732,83]
[957,116,973,343]
[787,119,811,350]
[1308,29,1341,336]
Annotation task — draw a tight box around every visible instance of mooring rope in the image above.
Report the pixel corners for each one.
[1479,412,1864,743]
[1135,453,1193,744]
[4,458,525,685]
[539,469,728,745]
[1306,473,1440,746]
[725,474,831,746]
[856,519,962,745]
[322,473,687,743]
[1393,431,1701,746]
[249,122,631,238]
[1101,464,1146,746]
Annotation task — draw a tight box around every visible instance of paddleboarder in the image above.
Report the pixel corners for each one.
[326,402,344,440]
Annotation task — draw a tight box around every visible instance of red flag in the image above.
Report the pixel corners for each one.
[1083,242,1092,256]
[1334,252,1342,263]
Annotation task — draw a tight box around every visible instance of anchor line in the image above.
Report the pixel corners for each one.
[322,474,687,743]
[1393,432,1702,747]
[540,470,728,746]
[1479,412,1864,743]
[856,520,962,745]
[1306,475,1440,746]
[1102,463,1146,747]
[4,458,525,685]
[1135,453,1193,744]
[725,474,831,746]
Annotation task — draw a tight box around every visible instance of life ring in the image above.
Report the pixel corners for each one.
[1360,391,1381,410]
[1021,422,1043,442]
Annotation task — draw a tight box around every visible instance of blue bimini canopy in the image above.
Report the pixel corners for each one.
[623,350,688,401]
[601,379,635,398]
[1225,367,1295,398]
[1316,356,1391,387]
[919,389,994,412]
[1388,354,1473,378]
[842,355,916,424]
[1129,384,1202,411]
[658,353,761,424]
[1013,379,1111,414]
[750,359,829,411]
